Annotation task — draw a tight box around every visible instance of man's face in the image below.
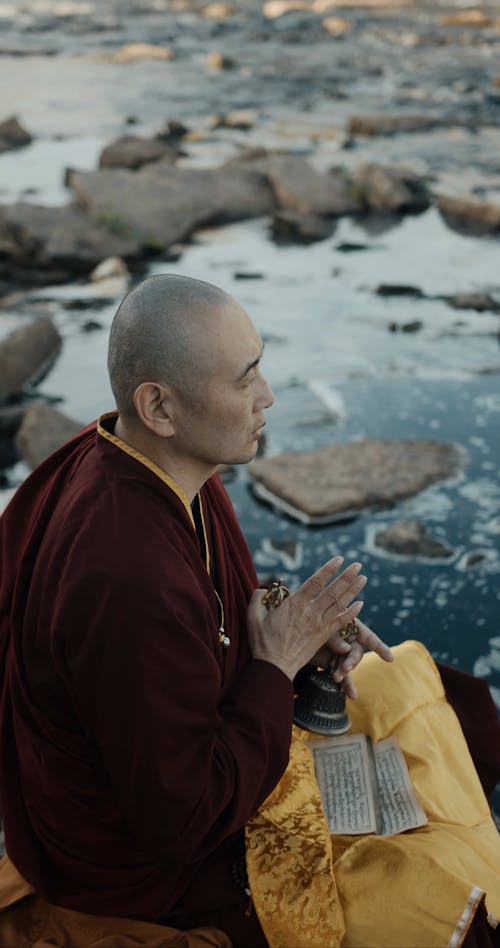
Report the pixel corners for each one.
[170,301,274,470]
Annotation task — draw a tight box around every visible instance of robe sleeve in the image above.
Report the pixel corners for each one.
[53,549,293,868]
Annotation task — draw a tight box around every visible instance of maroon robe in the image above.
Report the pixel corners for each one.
[0,416,293,925]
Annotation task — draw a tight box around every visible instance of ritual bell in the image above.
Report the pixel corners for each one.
[293,665,351,735]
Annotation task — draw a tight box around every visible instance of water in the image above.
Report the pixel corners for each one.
[2,214,499,701]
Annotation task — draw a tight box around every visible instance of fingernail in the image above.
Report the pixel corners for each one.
[344,661,354,671]
[351,562,362,574]
[353,600,364,613]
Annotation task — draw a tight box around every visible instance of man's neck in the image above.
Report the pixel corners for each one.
[114,415,216,503]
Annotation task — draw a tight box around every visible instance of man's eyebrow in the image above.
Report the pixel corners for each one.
[237,343,265,381]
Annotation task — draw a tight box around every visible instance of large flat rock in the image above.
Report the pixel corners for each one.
[68,163,275,248]
[0,203,141,282]
[250,439,464,524]
[227,151,360,216]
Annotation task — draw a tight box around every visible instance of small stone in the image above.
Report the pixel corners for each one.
[263,0,308,17]
[206,51,236,71]
[112,43,174,63]
[388,320,424,333]
[336,242,369,252]
[436,194,500,236]
[99,135,177,170]
[81,319,103,333]
[213,110,256,129]
[459,550,488,569]
[271,210,334,244]
[90,256,129,283]
[201,3,234,17]
[377,284,424,298]
[374,519,455,559]
[0,115,33,153]
[445,292,500,314]
[234,271,264,280]
[322,16,351,37]
[439,9,490,26]
[348,113,444,137]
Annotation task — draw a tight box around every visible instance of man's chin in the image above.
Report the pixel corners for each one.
[219,446,259,468]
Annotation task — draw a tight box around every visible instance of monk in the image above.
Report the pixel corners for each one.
[0,274,394,946]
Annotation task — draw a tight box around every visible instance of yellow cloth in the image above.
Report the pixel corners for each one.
[246,640,500,948]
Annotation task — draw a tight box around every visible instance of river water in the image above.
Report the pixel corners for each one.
[0,2,499,714]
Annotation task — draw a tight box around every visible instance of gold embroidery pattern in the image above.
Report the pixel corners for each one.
[245,728,345,948]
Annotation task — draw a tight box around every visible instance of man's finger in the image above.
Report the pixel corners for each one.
[320,568,367,619]
[292,556,344,604]
[340,672,357,701]
[355,619,394,662]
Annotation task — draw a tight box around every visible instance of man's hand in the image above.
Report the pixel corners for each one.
[247,556,393,685]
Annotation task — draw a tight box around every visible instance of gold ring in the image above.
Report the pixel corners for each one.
[338,618,359,643]
[261,580,290,611]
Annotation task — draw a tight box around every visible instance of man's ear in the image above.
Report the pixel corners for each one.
[133,382,176,437]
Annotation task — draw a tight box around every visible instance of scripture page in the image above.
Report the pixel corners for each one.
[373,737,428,835]
[312,733,379,835]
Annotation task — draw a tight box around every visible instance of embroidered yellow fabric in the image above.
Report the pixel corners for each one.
[246,641,500,948]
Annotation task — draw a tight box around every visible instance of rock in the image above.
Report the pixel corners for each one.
[90,256,129,282]
[81,319,103,332]
[110,43,174,63]
[336,242,370,252]
[374,519,456,559]
[15,401,83,470]
[322,16,351,37]
[99,135,178,170]
[436,194,500,236]
[0,317,61,402]
[249,439,464,524]
[0,403,25,436]
[348,113,446,136]
[234,271,265,280]
[353,163,430,212]
[228,152,360,216]
[202,2,234,17]
[388,320,424,333]
[263,0,308,17]
[206,51,235,70]
[213,110,257,130]
[156,120,189,143]
[67,164,275,248]
[0,116,33,153]
[444,292,500,314]
[439,9,491,26]
[377,284,424,298]
[271,209,334,243]
[457,549,490,570]
[0,202,141,283]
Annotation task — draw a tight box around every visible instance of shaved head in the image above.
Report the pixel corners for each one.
[107,273,236,419]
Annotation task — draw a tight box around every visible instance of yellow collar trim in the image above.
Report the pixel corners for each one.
[97,412,195,529]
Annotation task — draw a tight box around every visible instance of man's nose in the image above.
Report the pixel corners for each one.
[256,372,274,410]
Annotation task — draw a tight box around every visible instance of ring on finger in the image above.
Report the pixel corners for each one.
[338,617,359,644]
[262,580,290,611]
